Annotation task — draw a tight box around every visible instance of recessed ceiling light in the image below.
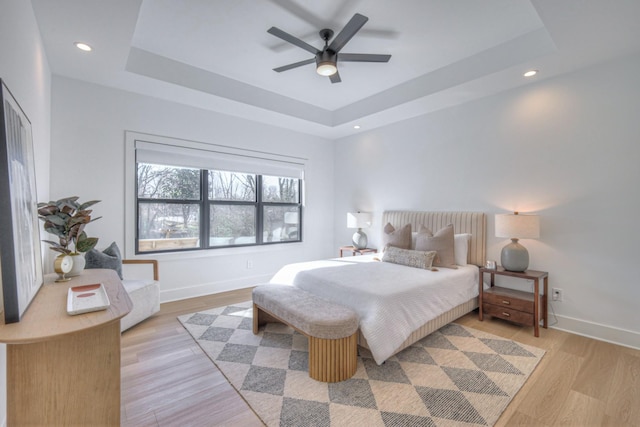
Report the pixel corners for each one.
[353,125,361,129]
[74,42,92,52]
[523,70,538,77]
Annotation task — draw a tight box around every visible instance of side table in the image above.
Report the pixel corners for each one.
[339,246,377,257]
[479,267,548,337]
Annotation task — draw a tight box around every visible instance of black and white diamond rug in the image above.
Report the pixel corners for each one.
[178,301,544,426]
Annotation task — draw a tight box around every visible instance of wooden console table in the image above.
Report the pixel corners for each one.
[0,269,132,426]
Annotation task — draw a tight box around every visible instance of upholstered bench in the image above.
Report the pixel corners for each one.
[252,284,359,382]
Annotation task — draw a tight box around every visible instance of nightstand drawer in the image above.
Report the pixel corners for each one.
[483,290,534,313]
[483,303,534,325]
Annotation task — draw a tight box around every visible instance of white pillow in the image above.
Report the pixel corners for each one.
[454,233,471,265]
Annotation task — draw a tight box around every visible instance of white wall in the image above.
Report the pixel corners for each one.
[0,0,52,423]
[334,53,640,349]
[50,76,336,301]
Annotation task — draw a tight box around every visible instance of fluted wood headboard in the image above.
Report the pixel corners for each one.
[382,211,487,266]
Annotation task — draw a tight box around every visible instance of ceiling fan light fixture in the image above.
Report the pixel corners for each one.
[316,50,338,76]
[316,61,337,76]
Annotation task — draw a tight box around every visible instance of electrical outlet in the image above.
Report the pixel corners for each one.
[246,259,253,269]
[552,288,563,302]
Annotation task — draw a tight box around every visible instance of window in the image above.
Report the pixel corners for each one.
[136,164,201,252]
[129,134,305,254]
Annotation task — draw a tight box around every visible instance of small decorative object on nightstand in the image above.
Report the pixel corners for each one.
[53,254,73,282]
[339,246,377,257]
[479,267,548,337]
[347,212,372,249]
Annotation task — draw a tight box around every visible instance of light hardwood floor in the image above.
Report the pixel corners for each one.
[121,289,640,426]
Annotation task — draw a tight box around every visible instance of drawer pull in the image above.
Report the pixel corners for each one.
[501,300,511,305]
[502,312,510,317]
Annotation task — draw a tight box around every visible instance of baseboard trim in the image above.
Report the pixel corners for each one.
[551,314,640,350]
[159,274,272,303]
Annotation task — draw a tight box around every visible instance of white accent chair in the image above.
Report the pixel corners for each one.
[120,259,160,332]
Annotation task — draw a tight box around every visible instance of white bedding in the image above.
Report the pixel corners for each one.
[270,256,479,364]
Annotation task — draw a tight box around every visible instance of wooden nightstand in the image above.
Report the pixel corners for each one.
[339,246,377,257]
[478,267,548,337]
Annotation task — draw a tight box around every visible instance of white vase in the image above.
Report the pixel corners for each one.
[68,253,86,277]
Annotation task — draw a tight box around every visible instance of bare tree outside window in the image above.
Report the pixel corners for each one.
[137,164,200,251]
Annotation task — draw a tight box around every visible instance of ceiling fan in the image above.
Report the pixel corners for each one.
[267,13,391,83]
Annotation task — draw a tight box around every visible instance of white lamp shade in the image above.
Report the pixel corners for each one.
[495,213,540,239]
[347,212,372,229]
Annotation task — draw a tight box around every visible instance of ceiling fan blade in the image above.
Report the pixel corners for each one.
[268,0,323,29]
[338,53,391,63]
[328,13,368,53]
[267,27,319,55]
[329,71,341,84]
[273,58,316,72]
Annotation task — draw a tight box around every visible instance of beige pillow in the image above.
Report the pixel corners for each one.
[382,246,437,270]
[382,223,411,249]
[415,224,457,269]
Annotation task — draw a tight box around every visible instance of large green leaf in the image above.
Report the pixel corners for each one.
[44,214,67,226]
[76,236,98,252]
[78,200,101,210]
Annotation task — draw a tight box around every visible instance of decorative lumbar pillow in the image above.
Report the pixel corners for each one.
[415,224,457,269]
[382,223,411,250]
[85,241,123,279]
[381,245,437,270]
[454,233,472,265]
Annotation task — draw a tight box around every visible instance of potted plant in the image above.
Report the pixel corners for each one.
[37,196,101,276]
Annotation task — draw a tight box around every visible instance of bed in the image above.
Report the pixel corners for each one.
[269,210,487,364]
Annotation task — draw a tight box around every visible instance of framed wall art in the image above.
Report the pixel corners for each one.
[0,79,44,323]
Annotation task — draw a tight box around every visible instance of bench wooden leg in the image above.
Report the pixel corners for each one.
[253,304,283,334]
[253,304,261,334]
[308,333,358,383]
[253,302,358,382]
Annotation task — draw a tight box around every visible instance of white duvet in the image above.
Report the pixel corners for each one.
[270,256,479,364]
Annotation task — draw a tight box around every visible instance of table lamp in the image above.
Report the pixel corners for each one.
[495,212,540,272]
[347,212,372,249]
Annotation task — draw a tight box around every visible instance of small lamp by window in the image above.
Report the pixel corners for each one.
[347,212,372,249]
[495,212,540,272]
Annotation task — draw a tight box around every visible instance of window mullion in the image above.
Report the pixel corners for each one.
[201,169,209,249]
[257,175,263,244]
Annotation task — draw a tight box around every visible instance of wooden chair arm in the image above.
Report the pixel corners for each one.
[122,259,159,281]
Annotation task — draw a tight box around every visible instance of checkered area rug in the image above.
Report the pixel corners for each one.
[178,301,544,426]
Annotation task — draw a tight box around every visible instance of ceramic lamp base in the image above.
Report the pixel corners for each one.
[352,229,368,249]
[500,238,529,272]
